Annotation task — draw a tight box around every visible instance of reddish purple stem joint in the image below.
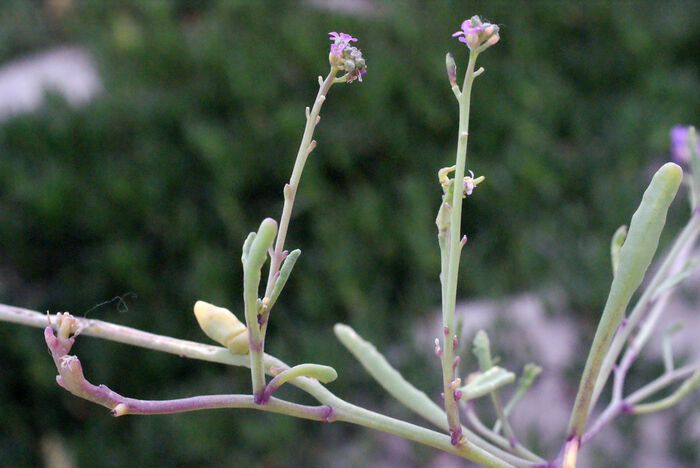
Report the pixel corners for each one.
[449,427,465,446]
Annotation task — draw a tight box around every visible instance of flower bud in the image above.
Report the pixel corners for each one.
[445,53,457,87]
[481,32,500,50]
[329,52,342,68]
[194,300,249,354]
[466,34,481,51]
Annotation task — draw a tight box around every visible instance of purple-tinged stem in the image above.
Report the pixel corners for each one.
[626,362,700,405]
[112,394,334,420]
[45,325,334,421]
[582,362,700,445]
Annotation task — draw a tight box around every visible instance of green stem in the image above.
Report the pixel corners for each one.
[263,68,338,301]
[251,68,337,402]
[490,392,517,448]
[441,47,479,442]
[329,397,515,468]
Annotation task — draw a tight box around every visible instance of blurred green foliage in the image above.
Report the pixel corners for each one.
[0,1,698,466]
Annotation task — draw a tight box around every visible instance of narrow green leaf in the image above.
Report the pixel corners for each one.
[268,249,301,308]
[272,363,338,386]
[457,367,515,401]
[334,323,448,430]
[243,218,277,329]
[610,225,627,277]
[567,162,683,438]
[241,232,256,264]
[472,330,492,371]
[245,218,277,273]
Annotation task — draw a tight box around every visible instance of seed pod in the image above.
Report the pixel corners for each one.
[193,300,249,354]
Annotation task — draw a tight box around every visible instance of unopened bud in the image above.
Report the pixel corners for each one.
[329,52,342,68]
[445,52,457,87]
[194,301,249,354]
[434,338,443,357]
[460,235,468,247]
[482,33,500,49]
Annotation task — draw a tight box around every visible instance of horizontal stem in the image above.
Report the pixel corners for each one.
[116,394,333,419]
[330,398,517,468]
[2,304,518,465]
[1,304,252,366]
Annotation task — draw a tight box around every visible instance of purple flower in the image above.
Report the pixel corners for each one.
[329,31,358,56]
[463,170,475,195]
[452,19,485,44]
[670,125,699,163]
[328,32,366,83]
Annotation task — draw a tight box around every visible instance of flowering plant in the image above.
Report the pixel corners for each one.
[1,16,699,468]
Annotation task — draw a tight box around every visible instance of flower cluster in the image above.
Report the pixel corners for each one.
[452,15,500,51]
[329,32,367,83]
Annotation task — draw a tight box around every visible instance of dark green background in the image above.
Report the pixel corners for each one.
[0,1,698,466]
